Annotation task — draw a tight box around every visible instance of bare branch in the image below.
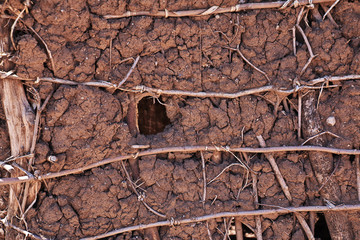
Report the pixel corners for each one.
[103,0,336,19]
[80,204,360,240]
[0,145,359,186]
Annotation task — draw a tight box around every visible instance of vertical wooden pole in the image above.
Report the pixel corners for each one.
[0,12,38,238]
[302,91,354,239]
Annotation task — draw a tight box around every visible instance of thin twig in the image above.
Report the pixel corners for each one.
[320,3,339,27]
[1,218,46,240]
[223,218,232,240]
[103,0,336,19]
[252,173,263,240]
[121,161,166,218]
[323,0,340,20]
[256,135,293,202]
[1,145,360,186]
[208,163,247,185]
[356,154,360,202]
[226,46,270,83]
[298,92,302,139]
[302,131,341,146]
[11,163,34,178]
[10,7,26,50]
[316,82,325,110]
[292,26,297,56]
[79,204,360,240]
[222,147,255,174]
[296,7,316,76]
[201,151,207,205]
[318,159,340,192]
[307,75,360,85]
[18,20,56,74]
[206,221,213,240]
[117,55,140,87]
[109,38,113,77]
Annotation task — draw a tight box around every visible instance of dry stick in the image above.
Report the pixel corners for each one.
[256,135,293,201]
[309,211,316,235]
[302,131,341,146]
[292,26,297,56]
[355,154,360,202]
[226,46,270,83]
[294,213,315,240]
[296,7,316,76]
[21,89,52,217]
[234,218,243,240]
[223,218,233,240]
[251,172,263,240]
[80,204,360,240]
[201,151,207,205]
[298,92,302,139]
[206,221,213,240]
[117,55,140,87]
[316,82,325,110]
[322,0,340,20]
[256,135,314,240]
[307,74,360,85]
[18,20,56,75]
[103,0,335,19]
[109,38,113,77]
[2,71,360,98]
[320,3,339,27]
[120,161,166,219]
[1,145,360,186]
[10,7,26,50]
[317,159,340,192]
[223,147,255,174]
[0,218,46,240]
[133,84,336,99]
[208,163,247,185]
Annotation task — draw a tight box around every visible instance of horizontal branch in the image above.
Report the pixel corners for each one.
[2,71,359,99]
[103,0,335,19]
[306,74,360,85]
[80,204,360,240]
[0,145,359,186]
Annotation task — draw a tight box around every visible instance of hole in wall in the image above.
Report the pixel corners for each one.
[137,97,170,135]
[314,213,331,240]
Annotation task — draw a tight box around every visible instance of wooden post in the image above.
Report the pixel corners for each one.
[0,14,39,238]
[302,91,354,239]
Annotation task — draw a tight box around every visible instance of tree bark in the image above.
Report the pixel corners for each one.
[302,91,354,239]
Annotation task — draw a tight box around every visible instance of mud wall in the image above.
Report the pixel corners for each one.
[0,0,359,239]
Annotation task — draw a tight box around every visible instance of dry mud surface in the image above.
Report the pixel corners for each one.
[1,0,360,239]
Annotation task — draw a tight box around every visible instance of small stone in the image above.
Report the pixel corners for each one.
[47,155,58,163]
[326,116,336,126]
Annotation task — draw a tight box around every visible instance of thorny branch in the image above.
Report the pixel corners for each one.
[80,204,360,240]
